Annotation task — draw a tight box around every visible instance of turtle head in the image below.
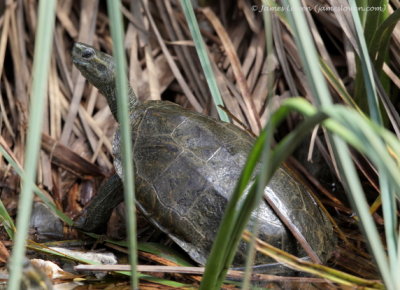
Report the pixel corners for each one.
[72,42,138,120]
[72,42,116,94]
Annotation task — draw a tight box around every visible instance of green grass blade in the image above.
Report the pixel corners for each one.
[200,97,327,289]
[106,1,138,289]
[349,1,383,125]
[29,241,190,288]
[7,1,56,289]
[330,140,392,288]
[200,133,266,289]
[356,0,368,26]
[179,0,229,122]
[363,0,388,46]
[288,100,400,183]
[227,113,328,264]
[241,3,278,287]
[295,101,400,288]
[369,8,400,70]
[283,1,394,288]
[214,95,400,288]
[0,143,73,226]
[85,232,195,267]
[380,174,397,271]
[201,105,292,285]
[0,198,15,240]
[214,123,277,287]
[327,108,399,286]
[397,234,400,287]
[242,231,384,289]
[282,1,331,107]
[320,59,362,111]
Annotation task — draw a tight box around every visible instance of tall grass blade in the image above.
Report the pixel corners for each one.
[362,0,388,47]
[202,92,400,288]
[179,0,229,122]
[380,175,397,271]
[241,2,277,288]
[7,1,56,289]
[200,132,266,289]
[349,1,383,125]
[0,142,73,226]
[200,97,327,289]
[356,0,368,26]
[106,1,138,289]
[369,9,400,73]
[0,198,14,240]
[242,230,384,289]
[283,1,394,288]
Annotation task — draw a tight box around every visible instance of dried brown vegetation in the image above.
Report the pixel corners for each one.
[1,0,397,288]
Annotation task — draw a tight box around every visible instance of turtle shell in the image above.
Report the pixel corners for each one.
[113,100,335,266]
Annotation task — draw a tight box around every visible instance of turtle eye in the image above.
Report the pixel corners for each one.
[82,48,95,58]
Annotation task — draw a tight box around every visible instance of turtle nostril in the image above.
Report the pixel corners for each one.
[82,48,95,58]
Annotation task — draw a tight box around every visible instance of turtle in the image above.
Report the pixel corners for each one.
[71,42,335,268]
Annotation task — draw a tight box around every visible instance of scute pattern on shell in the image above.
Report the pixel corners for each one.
[113,100,335,266]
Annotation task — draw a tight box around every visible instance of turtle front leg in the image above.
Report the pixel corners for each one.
[74,174,124,233]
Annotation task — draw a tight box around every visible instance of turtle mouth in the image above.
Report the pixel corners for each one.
[72,57,88,66]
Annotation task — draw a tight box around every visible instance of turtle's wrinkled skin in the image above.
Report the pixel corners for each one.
[72,42,335,267]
